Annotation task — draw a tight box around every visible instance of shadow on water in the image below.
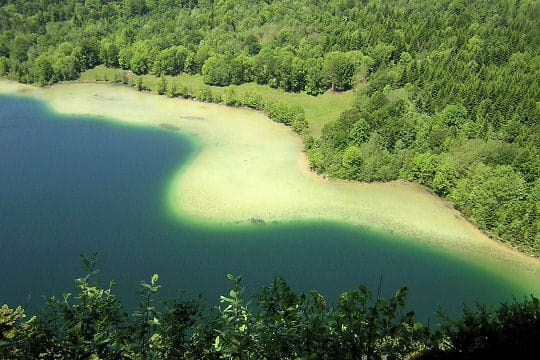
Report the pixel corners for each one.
[0,95,530,322]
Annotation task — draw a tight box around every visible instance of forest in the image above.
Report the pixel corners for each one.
[1,0,538,254]
[1,254,539,360]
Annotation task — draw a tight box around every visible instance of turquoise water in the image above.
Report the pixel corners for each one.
[0,95,529,321]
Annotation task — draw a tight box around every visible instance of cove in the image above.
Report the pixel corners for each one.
[0,81,539,321]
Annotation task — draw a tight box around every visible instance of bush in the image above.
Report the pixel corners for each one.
[240,90,264,110]
[195,86,213,102]
[155,76,167,95]
[165,82,177,98]
[265,100,307,134]
[134,76,144,91]
[222,86,239,106]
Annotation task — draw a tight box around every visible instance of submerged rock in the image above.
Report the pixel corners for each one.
[159,123,180,131]
[180,115,205,121]
[249,217,266,225]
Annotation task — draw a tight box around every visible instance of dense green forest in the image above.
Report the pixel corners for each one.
[0,0,539,253]
[1,255,539,360]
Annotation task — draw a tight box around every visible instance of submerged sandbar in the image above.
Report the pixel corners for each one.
[1,79,539,292]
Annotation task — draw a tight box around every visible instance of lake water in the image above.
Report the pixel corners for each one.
[0,95,531,321]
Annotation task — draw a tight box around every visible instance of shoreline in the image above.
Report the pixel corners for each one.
[296,147,535,261]
[1,78,539,292]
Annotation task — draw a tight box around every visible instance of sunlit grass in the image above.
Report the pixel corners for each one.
[231,82,356,136]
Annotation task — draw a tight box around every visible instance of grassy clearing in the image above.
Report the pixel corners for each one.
[231,83,356,136]
[78,66,125,83]
[79,66,355,136]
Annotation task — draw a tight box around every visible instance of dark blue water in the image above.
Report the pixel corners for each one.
[0,95,528,322]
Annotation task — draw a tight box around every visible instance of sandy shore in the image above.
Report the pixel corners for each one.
[1,79,539,292]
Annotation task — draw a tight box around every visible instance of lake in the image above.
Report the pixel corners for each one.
[1,93,536,322]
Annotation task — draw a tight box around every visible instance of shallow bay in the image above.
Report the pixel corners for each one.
[0,83,539,321]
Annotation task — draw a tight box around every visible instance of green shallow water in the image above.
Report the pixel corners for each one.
[0,95,534,321]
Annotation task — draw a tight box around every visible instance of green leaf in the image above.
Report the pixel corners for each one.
[214,335,221,350]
